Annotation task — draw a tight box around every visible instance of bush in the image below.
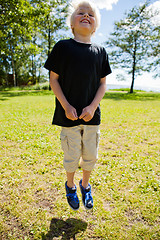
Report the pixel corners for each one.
[0,82,50,91]
[41,82,49,90]
[32,84,41,90]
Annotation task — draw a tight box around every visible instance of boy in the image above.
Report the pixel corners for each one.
[44,0,111,211]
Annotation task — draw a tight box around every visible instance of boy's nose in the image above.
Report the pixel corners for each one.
[83,13,89,18]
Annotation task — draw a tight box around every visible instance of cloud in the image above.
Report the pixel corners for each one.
[98,32,104,37]
[70,0,119,11]
[92,0,119,10]
[148,1,160,26]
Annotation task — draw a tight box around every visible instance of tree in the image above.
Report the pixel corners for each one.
[105,1,158,93]
[0,0,34,86]
[37,0,68,83]
[147,6,160,78]
[0,0,69,87]
[151,26,160,78]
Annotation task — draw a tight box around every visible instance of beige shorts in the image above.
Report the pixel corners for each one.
[60,125,100,172]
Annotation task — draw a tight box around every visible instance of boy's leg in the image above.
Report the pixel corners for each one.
[60,126,82,210]
[79,125,100,210]
[66,171,75,188]
[82,169,91,189]
[60,126,81,172]
[79,175,93,210]
[65,171,79,210]
[80,169,93,210]
[80,125,100,171]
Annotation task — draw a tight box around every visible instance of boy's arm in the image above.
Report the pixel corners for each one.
[79,77,106,122]
[50,71,78,121]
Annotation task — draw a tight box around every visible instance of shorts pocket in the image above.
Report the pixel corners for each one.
[60,133,69,152]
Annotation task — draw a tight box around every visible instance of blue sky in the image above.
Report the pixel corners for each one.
[88,0,160,89]
[45,0,160,90]
[93,0,159,45]
[67,0,160,45]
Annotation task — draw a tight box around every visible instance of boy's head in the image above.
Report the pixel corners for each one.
[67,0,101,35]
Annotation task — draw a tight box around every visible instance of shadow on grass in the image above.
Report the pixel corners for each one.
[42,218,87,240]
[0,90,159,102]
[0,90,53,100]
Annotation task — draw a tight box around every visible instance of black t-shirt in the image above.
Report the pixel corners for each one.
[44,38,111,127]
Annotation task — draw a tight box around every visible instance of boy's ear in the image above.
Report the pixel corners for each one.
[71,25,74,32]
[92,29,96,35]
[71,25,74,34]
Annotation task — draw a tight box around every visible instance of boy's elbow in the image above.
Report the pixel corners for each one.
[50,71,59,83]
[101,82,107,90]
[101,82,107,95]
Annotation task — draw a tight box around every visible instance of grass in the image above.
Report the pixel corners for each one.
[0,82,50,92]
[0,90,160,240]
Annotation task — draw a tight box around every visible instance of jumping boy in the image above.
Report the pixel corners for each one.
[44,0,111,210]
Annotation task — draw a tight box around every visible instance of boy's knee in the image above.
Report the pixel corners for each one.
[63,159,79,172]
[80,158,97,171]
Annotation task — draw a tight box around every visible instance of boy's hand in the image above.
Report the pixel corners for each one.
[65,104,78,121]
[79,106,95,122]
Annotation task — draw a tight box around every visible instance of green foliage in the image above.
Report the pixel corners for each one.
[0,90,160,239]
[106,1,159,93]
[148,26,160,78]
[0,0,34,86]
[0,0,69,86]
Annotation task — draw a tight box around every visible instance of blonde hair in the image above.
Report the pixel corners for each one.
[66,0,101,33]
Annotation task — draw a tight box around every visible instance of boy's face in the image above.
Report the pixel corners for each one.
[71,4,96,36]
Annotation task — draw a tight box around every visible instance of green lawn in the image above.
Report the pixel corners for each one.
[0,90,160,240]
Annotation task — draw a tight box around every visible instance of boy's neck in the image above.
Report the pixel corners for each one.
[73,34,92,44]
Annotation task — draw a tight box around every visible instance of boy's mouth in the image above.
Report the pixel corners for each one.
[81,19,90,24]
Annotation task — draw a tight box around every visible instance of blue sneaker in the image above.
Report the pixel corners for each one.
[65,182,79,211]
[79,179,93,210]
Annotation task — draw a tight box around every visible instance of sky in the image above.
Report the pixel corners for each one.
[67,0,160,90]
[92,0,160,46]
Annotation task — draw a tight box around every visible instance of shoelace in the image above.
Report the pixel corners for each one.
[66,192,78,201]
[85,190,92,203]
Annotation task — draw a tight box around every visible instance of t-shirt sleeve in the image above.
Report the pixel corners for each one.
[44,41,61,74]
[101,48,112,78]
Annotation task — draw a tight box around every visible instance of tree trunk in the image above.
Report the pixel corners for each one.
[10,44,16,87]
[38,63,41,83]
[130,38,137,93]
[47,17,51,90]
[130,70,135,93]
[5,66,9,86]
[31,55,34,83]
[9,32,16,87]
[32,38,37,84]
[11,58,16,87]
